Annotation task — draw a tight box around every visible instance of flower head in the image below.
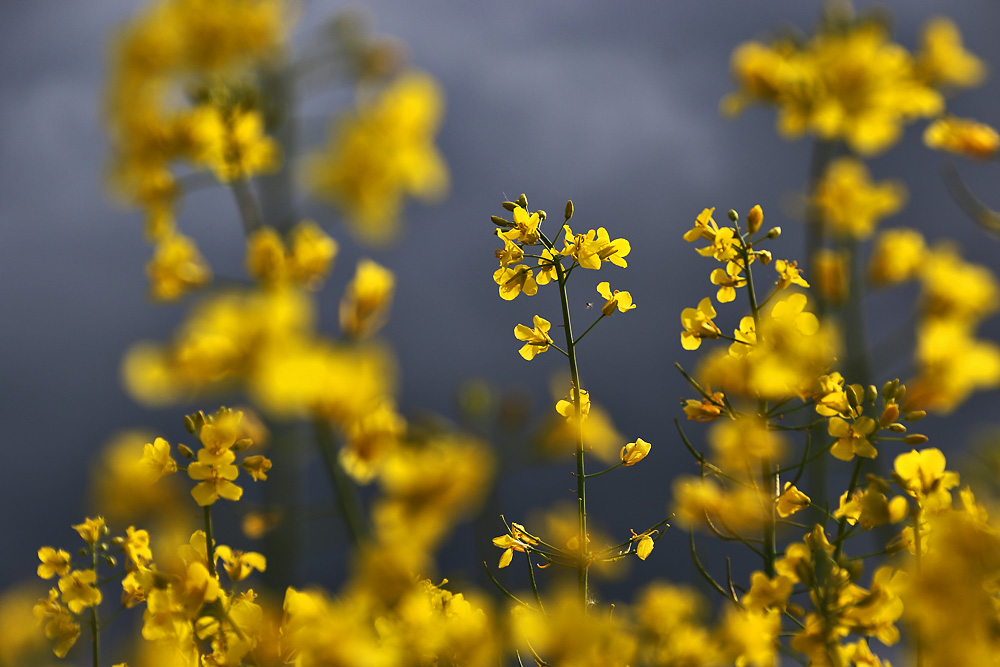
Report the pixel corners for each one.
[681,297,721,350]
[514,315,554,360]
[596,281,635,316]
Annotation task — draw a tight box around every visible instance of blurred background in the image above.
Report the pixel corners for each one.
[3,0,1000,611]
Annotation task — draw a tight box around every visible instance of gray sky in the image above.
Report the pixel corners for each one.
[3,0,1000,615]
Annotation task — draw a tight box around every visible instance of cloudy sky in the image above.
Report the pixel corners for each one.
[3,0,1000,610]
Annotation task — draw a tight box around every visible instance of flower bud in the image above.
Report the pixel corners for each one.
[882,379,899,400]
[537,210,547,221]
[865,385,878,403]
[104,556,117,568]
[880,404,899,427]
[747,205,763,234]
[491,215,513,228]
[756,249,773,265]
[516,193,528,208]
[904,410,927,422]
[846,385,861,411]
[904,434,928,445]
[727,209,739,223]
[766,227,782,239]
[894,384,906,404]
[889,423,907,433]
[178,443,195,459]
[184,414,197,434]
[502,201,517,212]
[565,200,574,220]
[232,438,254,452]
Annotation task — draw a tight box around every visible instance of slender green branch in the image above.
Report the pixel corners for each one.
[582,462,623,479]
[482,562,529,607]
[203,506,216,578]
[89,546,99,667]
[553,251,589,608]
[573,314,605,346]
[689,530,731,602]
[525,551,545,614]
[230,178,264,234]
[314,419,369,548]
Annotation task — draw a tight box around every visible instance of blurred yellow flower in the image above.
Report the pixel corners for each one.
[924,116,1000,160]
[146,232,212,301]
[811,158,906,240]
[307,71,448,244]
[340,259,395,338]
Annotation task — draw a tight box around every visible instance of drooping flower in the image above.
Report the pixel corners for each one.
[513,315,554,360]
[681,297,721,350]
[596,281,636,316]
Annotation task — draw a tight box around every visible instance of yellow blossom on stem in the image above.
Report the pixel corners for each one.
[924,116,1000,160]
[493,229,524,267]
[893,448,959,511]
[916,17,986,89]
[58,570,102,614]
[146,232,212,302]
[596,281,636,316]
[710,261,746,303]
[190,104,281,183]
[341,259,396,337]
[555,387,590,421]
[620,438,651,466]
[241,455,272,481]
[829,416,878,461]
[811,158,906,240]
[683,207,719,242]
[33,588,80,658]
[187,448,242,506]
[696,226,738,262]
[501,206,541,245]
[513,315,553,361]
[776,482,811,517]
[214,545,266,582]
[682,392,726,422]
[140,437,178,480]
[774,259,810,290]
[493,264,538,301]
[868,227,927,286]
[534,247,560,285]
[37,548,72,579]
[681,297,721,350]
[73,517,106,545]
[123,526,153,569]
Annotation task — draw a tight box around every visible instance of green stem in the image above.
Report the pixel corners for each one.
[832,457,865,560]
[314,419,369,549]
[582,462,623,479]
[90,546,99,667]
[230,178,264,234]
[204,506,216,578]
[573,314,605,346]
[553,255,588,608]
[913,508,924,667]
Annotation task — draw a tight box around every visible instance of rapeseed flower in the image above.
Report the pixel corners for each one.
[924,116,1000,160]
[514,315,553,360]
[810,158,906,240]
[341,258,396,338]
[596,281,635,316]
[680,297,721,350]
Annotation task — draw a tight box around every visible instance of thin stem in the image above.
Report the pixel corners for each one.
[913,508,924,667]
[582,462,623,479]
[553,252,589,607]
[314,419,369,548]
[833,457,865,560]
[689,530,731,602]
[203,506,216,578]
[525,551,545,613]
[230,178,265,234]
[573,314,605,346]
[89,546,99,667]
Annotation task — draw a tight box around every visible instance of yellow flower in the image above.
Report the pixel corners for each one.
[811,248,848,303]
[534,247,560,286]
[924,116,1000,160]
[596,281,635,316]
[241,455,272,481]
[37,548,72,580]
[214,545,266,582]
[555,386,590,421]
[146,232,211,301]
[828,416,878,461]
[683,207,719,242]
[915,17,986,89]
[773,259,809,290]
[33,588,80,658]
[289,220,338,288]
[563,226,630,269]
[868,227,927,285]
[122,526,153,569]
[493,229,524,267]
[501,206,541,245]
[513,315,553,361]
[811,158,906,240]
[492,264,538,301]
[73,517,106,545]
[710,261,745,303]
[682,392,726,422]
[680,297,721,350]
[776,482,811,517]
[620,438,651,466]
[187,448,242,506]
[696,226,738,262]
[58,570,103,614]
[306,71,448,244]
[140,436,178,480]
[893,448,959,511]
[340,259,395,337]
[189,104,280,183]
